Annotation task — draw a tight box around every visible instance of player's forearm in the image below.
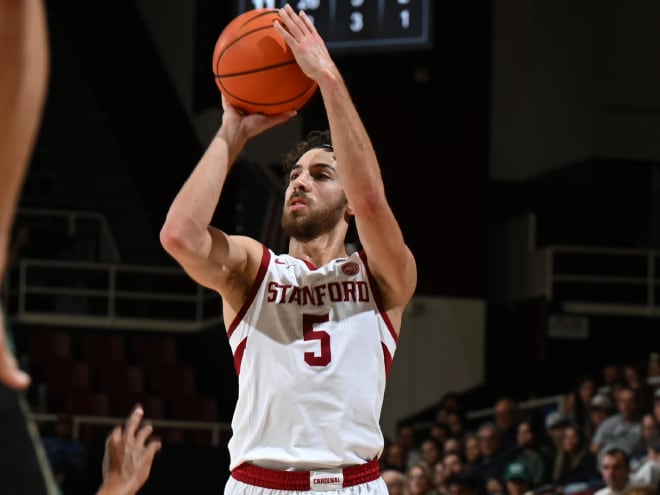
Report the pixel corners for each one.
[0,0,49,277]
[317,69,385,211]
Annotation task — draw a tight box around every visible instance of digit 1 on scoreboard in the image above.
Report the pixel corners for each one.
[399,9,410,29]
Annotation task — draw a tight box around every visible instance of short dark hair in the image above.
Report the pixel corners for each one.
[282,129,333,175]
[444,450,468,465]
[600,445,630,467]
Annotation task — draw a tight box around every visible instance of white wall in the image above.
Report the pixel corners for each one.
[380,296,485,440]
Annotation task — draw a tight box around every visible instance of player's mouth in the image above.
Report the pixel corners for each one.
[288,195,308,209]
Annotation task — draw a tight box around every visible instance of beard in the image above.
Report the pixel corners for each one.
[281,194,348,242]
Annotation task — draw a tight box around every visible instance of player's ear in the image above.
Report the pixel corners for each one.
[344,206,354,222]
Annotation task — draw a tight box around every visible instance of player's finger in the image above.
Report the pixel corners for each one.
[299,10,316,34]
[124,404,144,440]
[273,19,291,42]
[135,422,154,446]
[279,5,305,39]
[106,425,121,448]
[146,438,162,458]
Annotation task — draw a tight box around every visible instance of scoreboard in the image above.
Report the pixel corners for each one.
[236,0,433,53]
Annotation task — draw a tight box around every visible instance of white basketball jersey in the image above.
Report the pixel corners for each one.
[226,246,398,471]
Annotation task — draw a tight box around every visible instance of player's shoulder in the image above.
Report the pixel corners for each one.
[230,235,268,255]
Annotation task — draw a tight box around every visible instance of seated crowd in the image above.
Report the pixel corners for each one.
[381,354,660,495]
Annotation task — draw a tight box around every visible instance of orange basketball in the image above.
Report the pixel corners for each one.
[212,9,318,115]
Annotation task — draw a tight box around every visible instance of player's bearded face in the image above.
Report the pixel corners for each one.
[281,193,348,241]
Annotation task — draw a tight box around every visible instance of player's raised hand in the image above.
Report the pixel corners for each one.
[97,405,162,495]
[220,94,296,144]
[274,4,336,82]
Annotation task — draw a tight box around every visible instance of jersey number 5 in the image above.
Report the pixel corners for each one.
[303,313,331,366]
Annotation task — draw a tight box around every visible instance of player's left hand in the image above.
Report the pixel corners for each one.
[274,4,336,83]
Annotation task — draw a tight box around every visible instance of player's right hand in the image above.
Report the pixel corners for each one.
[220,94,297,146]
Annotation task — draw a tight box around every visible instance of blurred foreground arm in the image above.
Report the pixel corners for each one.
[0,0,49,389]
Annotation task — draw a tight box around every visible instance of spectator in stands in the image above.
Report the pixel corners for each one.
[446,437,466,456]
[397,422,423,469]
[594,446,648,495]
[514,415,552,486]
[436,405,454,426]
[629,432,660,490]
[407,460,442,495]
[434,459,451,495]
[623,485,658,495]
[447,409,469,442]
[551,423,599,488]
[382,443,408,473]
[444,451,468,477]
[41,413,89,494]
[591,386,642,456]
[431,421,454,446]
[382,469,406,495]
[446,472,481,495]
[631,414,660,471]
[545,411,571,460]
[503,460,535,495]
[646,354,660,382]
[601,365,624,397]
[474,421,517,495]
[494,397,522,450]
[421,437,444,469]
[589,394,615,441]
[654,390,660,427]
[624,364,644,390]
[624,363,655,414]
[570,375,598,431]
[464,431,484,473]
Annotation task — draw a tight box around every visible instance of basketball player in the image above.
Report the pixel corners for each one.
[160,4,417,495]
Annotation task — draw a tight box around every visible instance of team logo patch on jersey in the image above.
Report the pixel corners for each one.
[310,470,343,491]
[341,262,360,276]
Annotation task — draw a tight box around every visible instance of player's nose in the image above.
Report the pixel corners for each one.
[291,172,311,191]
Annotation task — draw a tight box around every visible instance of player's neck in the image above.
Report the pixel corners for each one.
[288,235,348,267]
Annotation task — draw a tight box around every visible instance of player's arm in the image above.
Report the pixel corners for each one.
[275,6,417,313]
[319,73,416,313]
[159,98,295,299]
[0,0,49,390]
[0,0,49,277]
